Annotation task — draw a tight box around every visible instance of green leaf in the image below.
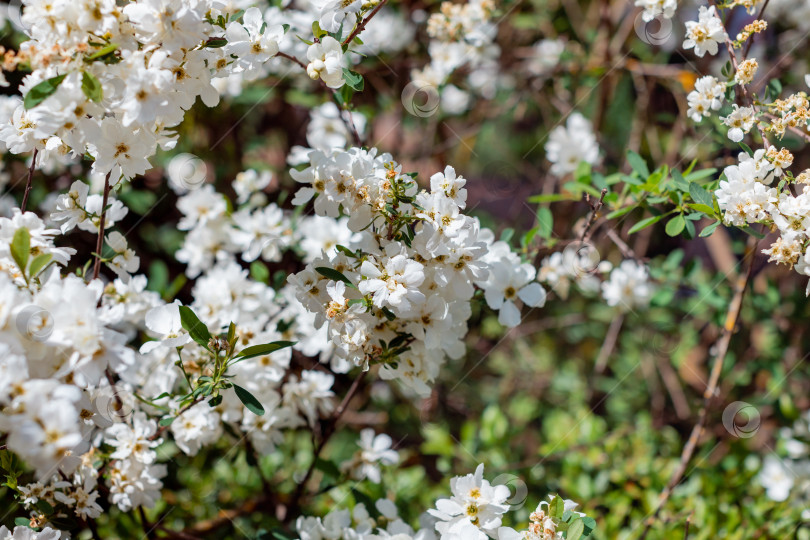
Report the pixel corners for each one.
[688,203,715,216]
[250,260,270,283]
[158,416,175,427]
[699,220,721,237]
[665,215,685,236]
[342,69,364,91]
[35,499,54,515]
[536,206,553,239]
[671,169,689,191]
[178,306,213,349]
[567,518,585,540]
[85,42,118,61]
[606,205,634,220]
[24,74,67,109]
[11,227,30,273]
[314,457,341,479]
[626,150,650,178]
[315,266,356,288]
[312,21,327,38]
[684,168,716,182]
[28,253,52,277]
[204,37,228,48]
[628,213,668,234]
[81,71,103,102]
[689,182,714,207]
[235,341,295,360]
[527,193,577,203]
[233,384,265,415]
[581,516,596,535]
[14,517,31,528]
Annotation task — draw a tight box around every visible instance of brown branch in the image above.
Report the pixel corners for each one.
[742,0,770,60]
[277,51,306,70]
[580,188,607,243]
[21,148,38,213]
[342,0,388,47]
[593,313,624,375]
[285,370,368,520]
[91,172,112,280]
[638,235,759,538]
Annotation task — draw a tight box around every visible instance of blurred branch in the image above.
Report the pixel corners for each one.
[21,148,37,213]
[638,235,759,538]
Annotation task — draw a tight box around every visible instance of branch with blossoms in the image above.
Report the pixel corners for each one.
[1,0,810,538]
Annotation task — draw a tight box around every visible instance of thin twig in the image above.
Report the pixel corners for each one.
[91,173,112,280]
[342,0,388,47]
[638,236,759,539]
[276,51,363,145]
[286,370,368,520]
[742,0,770,60]
[20,148,38,213]
[149,396,204,441]
[580,188,608,243]
[594,313,624,374]
[277,51,306,69]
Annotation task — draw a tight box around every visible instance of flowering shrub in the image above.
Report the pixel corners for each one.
[0,0,809,538]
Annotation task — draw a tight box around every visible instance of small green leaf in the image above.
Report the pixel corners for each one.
[626,150,650,178]
[158,416,175,427]
[342,68,364,91]
[688,203,715,216]
[312,21,327,38]
[628,213,667,234]
[536,206,553,239]
[235,341,295,360]
[28,253,53,277]
[85,42,118,61]
[315,266,356,288]
[204,37,228,48]
[665,215,685,236]
[35,499,54,515]
[699,220,721,237]
[14,517,32,529]
[24,74,67,109]
[178,306,212,349]
[671,169,689,190]
[688,182,714,207]
[81,71,103,102]
[314,457,341,479]
[567,518,585,540]
[10,228,30,273]
[250,260,270,283]
[233,384,265,415]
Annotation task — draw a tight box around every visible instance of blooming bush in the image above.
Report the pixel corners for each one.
[0,0,809,538]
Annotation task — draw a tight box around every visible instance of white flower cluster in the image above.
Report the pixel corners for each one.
[538,250,653,311]
[412,0,501,114]
[635,0,677,22]
[683,6,727,58]
[297,497,437,540]
[296,464,593,540]
[686,75,725,123]
[713,149,810,294]
[288,148,547,395]
[0,1,287,183]
[758,411,810,518]
[544,113,601,177]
